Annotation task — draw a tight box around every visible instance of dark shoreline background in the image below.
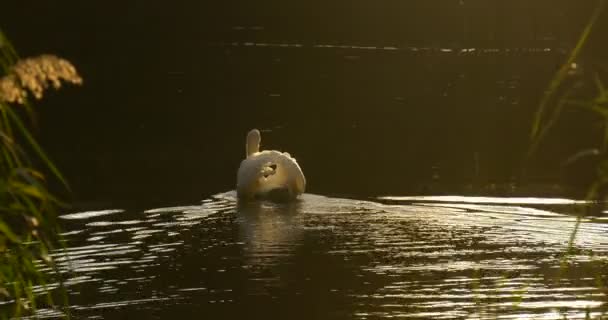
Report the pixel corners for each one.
[1,1,607,208]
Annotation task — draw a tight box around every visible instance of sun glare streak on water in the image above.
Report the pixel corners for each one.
[210,42,561,56]
[38,192,608,318]
[378,196,589,205]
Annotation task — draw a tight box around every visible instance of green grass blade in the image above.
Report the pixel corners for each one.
[3,105,70,191]
[0,220,20,243]
[529,0,606,154]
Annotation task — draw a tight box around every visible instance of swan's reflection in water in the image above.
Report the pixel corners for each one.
[237,200,303,268]
[43,192,608,319]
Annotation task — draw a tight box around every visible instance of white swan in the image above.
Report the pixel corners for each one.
[236,129,306,201]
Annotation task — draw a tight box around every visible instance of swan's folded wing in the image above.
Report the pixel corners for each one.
[275,152,306,194]
[288,158,306,193]
[237,152,286,197]
[237,150,306,199]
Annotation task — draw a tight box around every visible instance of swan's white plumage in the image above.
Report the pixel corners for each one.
[237,129,306,200]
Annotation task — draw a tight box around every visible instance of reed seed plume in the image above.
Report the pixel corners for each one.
[0,54,82,104]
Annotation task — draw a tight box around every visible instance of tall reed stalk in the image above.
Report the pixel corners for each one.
[0,29,81,318]
[527,3,608,316]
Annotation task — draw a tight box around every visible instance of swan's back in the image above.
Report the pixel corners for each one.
[236,131,306,201]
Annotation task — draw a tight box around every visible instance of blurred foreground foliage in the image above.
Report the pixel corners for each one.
[1,29,81,318]
[528,3,608,317]
[529,0,608,202]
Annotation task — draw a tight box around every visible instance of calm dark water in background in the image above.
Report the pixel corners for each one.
[2,2,608,319]
[1,1,607,206]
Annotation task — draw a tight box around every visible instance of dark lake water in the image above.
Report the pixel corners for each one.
[2,2,608,319]
[37,193,608,319]
[2,1,606,205]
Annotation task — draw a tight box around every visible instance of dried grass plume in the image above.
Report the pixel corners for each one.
[0,54,82,104]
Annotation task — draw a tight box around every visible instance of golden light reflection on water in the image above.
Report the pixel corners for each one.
[378,195,589,205]
[40,192,608,318]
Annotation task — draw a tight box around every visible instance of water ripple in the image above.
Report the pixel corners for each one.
[40,192,608,319]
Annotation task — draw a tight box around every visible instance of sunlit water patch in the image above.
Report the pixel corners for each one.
[39,193,608,318]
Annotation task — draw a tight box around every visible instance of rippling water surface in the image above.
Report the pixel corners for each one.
[46,192,608,319]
